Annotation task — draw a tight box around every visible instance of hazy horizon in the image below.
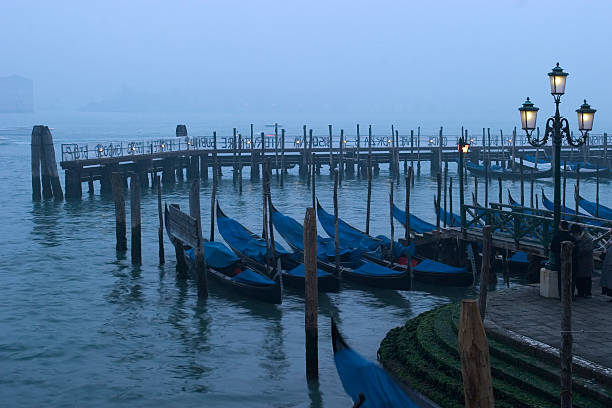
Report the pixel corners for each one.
[2,0,612,129]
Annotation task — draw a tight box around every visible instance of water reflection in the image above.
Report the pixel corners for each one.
[30,201,62,247]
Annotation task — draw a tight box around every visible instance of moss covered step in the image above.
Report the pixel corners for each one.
[379,302,611,408]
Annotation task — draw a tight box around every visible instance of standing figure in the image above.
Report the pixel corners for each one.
[600,231,612,301]
[571,224,593,298]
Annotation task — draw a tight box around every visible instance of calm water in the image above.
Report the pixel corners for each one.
[0,112,609,407]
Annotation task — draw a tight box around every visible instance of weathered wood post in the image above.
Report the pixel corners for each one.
[333,170,341,279]
[405,168,412,242]
[563,162,567,210]
[130,173,142,265]
[474,177,479,204]
[262,160,272,277]
[309,129,314,179]
[389,126,395,177]
[356,124,361,176]
[39,126,64,200]
[389,180,394,263]
[190,179,208,298]
[31,127,42,201]
[449,177,454,226]
[417,126,421,175]
[560,241,574,408]
[232,128,237,184]
[497,177,502,205]
[210,164,217,242]
[339,129,345,185]
[410,130,415,172]
[281,129,286,186]
[112,173,127,252]
[443,161,448,227]
[213,131,220,179]
[368,125,373,177]
[365,165,372,235]
[575,165,580,215]
[238,134,243,194]
[157,175,164,264]
[328,125,334,174]
[304,207,318,382]
[436,172,442,231]
[604,132,608,167]
[250,124,256,179]
[201,151,208,180]
[458,299,494,408]
[274,123,279,179]
[520,157,525,206]
[311,153,316,210]
[478,225,492,321]
[512,127,517,171]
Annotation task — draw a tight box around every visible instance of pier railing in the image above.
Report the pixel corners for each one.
[464,203,612,252]
[60,132,608,162]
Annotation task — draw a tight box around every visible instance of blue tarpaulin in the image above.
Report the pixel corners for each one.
[231,269,275,285]
[509,251,528,263]
[286,264,329,278]
[186,241,239,269]
[317,202,381,252]
[334,346,419,408]
[392,204,437,233]
[352,260,403,277]
[271,209,353,260]
[414,259,467,274]
[217,212,291,263]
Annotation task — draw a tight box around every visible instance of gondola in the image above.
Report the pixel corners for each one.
[523,155,608,178]
[541,190,604,226]
[164,204,282,304]
[392,204,437,233]
[272,202,411,290]
[318,201,473,286]
[576,192,612,221]
[507,251,529,274]
[332,319,426,408]
[466,160,552,180]
[541,189,589,218]
[216,202,340,292]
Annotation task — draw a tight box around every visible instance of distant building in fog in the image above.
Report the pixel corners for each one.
[0,75,34,112]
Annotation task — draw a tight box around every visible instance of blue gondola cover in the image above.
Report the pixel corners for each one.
[334,346,419,408]
[286,264,329,278]
[392,204,437,233]
[317,202,381,252]
[186,242,240,269]
[414,259,467,274]
[231,269,275,285]
[352,260,403,276]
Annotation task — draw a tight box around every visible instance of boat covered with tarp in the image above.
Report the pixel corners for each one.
[523,155,608,177]
[577,193,612,221]
[165,204,282,304]
[392,204,437,233]
[466,160,552,179]
[216,203,339,292]
[332,319,428,408]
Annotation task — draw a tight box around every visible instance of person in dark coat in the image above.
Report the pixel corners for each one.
[571,224,593,297]
[550,220,574,298]
[600,232,612,301]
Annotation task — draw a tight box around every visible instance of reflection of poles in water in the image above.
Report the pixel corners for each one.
[308,380,323,408]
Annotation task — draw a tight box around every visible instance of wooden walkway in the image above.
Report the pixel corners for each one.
[485,281,612,382]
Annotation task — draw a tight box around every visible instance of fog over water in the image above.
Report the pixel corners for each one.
[1,0,611,130]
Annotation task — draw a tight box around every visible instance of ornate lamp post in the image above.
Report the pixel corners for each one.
[518,63,596,270]
[458,136,470,236]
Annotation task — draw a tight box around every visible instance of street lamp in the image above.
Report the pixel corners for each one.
[518,62,596,271]
[458,136,470,236]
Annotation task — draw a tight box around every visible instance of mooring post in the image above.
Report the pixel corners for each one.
[232,128,237,184]
[39,126,64,200]
[389,126,395,177]
[213,131,220,179]
[410,130,414,172]
[281,129,286,185]
[436,172,441,231]
[31,127,42,201]
[560,241,574,408]
[405,168,412,242]
[274,123,279,179]
[512,127,517,171]
[474,177,479,204]
[368,125,373,178]
[156,175,164,264]
[520,157,525,206]
[478,225,492,321]
[111,173,127,252]
[458,299,495,408]
[365,165,372,235]
[130,173,142,265]
[389,180,394,264]
[604,132,608,166]
[210,165,217,242]
[530,168,535,208]
[333,170,341,279]
[238,134,243,194]
[339,129,344,185]
[201,152,208,180]
[311,153,316,210]
[443,162,448,228]
[328,125,333,174]
[190,179,208,298]
[449,177,454,226]
[575,165,580,215]
[416,127,421,175]
[356,124,361,176]
[563,162,567,210]
[250,124,255,179]
[262,161,272,278]
[304,207,318,381]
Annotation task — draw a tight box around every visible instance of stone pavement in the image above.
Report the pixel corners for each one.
[484,278,612,370]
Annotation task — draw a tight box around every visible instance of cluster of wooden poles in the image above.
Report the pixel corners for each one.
[31,125,63,200]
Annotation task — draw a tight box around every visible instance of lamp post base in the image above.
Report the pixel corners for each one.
[540,267,559,298]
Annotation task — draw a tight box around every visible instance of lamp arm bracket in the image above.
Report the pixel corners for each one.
[563,117,587,147]
[527,118,551,147]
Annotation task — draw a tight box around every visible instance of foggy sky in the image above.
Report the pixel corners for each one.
[2,0,611,128]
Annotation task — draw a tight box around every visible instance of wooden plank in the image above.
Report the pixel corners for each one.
[166,204,199,248]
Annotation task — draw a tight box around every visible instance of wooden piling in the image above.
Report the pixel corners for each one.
[111,173,127,252]
[201,152,208,180]
[563,162,567,210]
[368,125,373,177]
[304,207,319,382]
[458,299,494,408]
[356,124,361,176]
[31,128,42,201]
[339,129,344,184]
[478,225,492,321]
[232,128,237,184]
[238,134,243,194]
[190,179,207,298]
[474,177,478,204]
[497,177,502,205]
[436,172,441,231]
[443,162,448,228]
[130,173,142,265]
[520,158,525,206]
[417,127,421,175]
[39,126,64,200]
[575,165,580,215]
[366,165,372,235]
[530,169,535,208]
[250,125,256,179]
[333,170,341,279]
[405,168,412,242]
[312,153,316,210]
[210,164,217,242]
[449,177,454,226]
[512,127,516,171]
[389,180,394,263]
[274,123,279,179]
[262,161,272,277]
[560,241,573,408]
[328,125,333,173]
[281,129,286,186]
